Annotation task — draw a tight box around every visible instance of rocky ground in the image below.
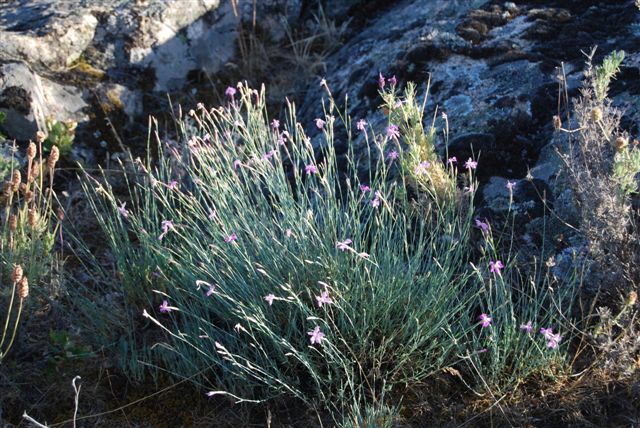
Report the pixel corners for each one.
[1,0,639,426]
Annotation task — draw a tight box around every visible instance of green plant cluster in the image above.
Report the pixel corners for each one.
[593,50,624,102]
[613,145,640,197]
[43,117,77,156]
[75,82,575,423]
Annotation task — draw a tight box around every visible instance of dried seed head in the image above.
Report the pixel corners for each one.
[27,142,37,161]
[24,190,33,203]
[48,146,60,170]
[615,136,629,151]
[29,161,41,182]
[591,107,603,122]
[28,208,37,227]
[18,276,29,300]
[12,264,23,284]
[36,130,46,144]
[9,214,17,231]
[56,208,65,221]
[11,170,21,189]
[627,290,637,307]
[552,115,562,130]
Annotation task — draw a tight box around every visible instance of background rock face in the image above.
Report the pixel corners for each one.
[0,62,87,141]
[0,0,638,193]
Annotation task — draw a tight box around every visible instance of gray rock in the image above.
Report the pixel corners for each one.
[0,62,87,141]
[0,62,47,140]
[0,14,98,70]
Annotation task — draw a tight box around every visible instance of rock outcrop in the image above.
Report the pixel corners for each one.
[0,0,638,240]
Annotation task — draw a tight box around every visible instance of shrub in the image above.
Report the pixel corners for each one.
[75,81,575,422]
[558,49,640,293]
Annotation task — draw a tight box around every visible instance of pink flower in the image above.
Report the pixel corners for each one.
[159,300,173,313]
[414,161,430,176]
[359,184,370,193]
[286,228,293,238]
[464,158,478,170]
[271,119,280,130]
[336,239,353,251]
[506,181,516,192]
[315,118,326,129]
[378,72,386,89]
[264,294,275,306]
[389,75,397,87]
[489,260,505,275]
[478,313,492,328]
[308,325,326,344]
[447,156,457,165]
[356,119,367,132]
[263,149,277,160]
[546,333,562,349]
[315,291,333,307]
[386,124,400,139]
[118,201,129,219]
[233,159,242,169]
[224,233,238,243]
[520,321,533,333]
[388,150,399,160]
[206,284,216,297]
[277,131,289,145]
[167,180,179,190]
[475,218,489,233]
[158,220,175,241]
[305,164,318,175]
[371,191,382,208]
[225,86,236,99]
[540,328,561,348]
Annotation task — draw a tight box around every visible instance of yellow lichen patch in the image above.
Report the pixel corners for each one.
[69,57,105,80]
[106,88,124,111]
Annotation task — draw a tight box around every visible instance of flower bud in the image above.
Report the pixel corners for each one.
[11,170,21,192]
[9,214,17,231]
[29,161,41,182]
[552,115,562,130]
[27,142,37,161]
[28,208,37,227]
[36,130,46,144]
[626,290,637,307]
[18,276,29,299]
[591,107,603,122]
[12,264,23,284]
[48,146,60,170]
[615,136,629,151]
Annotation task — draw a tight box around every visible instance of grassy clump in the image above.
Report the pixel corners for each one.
[75,81,575,423]
[1,141,61,362]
